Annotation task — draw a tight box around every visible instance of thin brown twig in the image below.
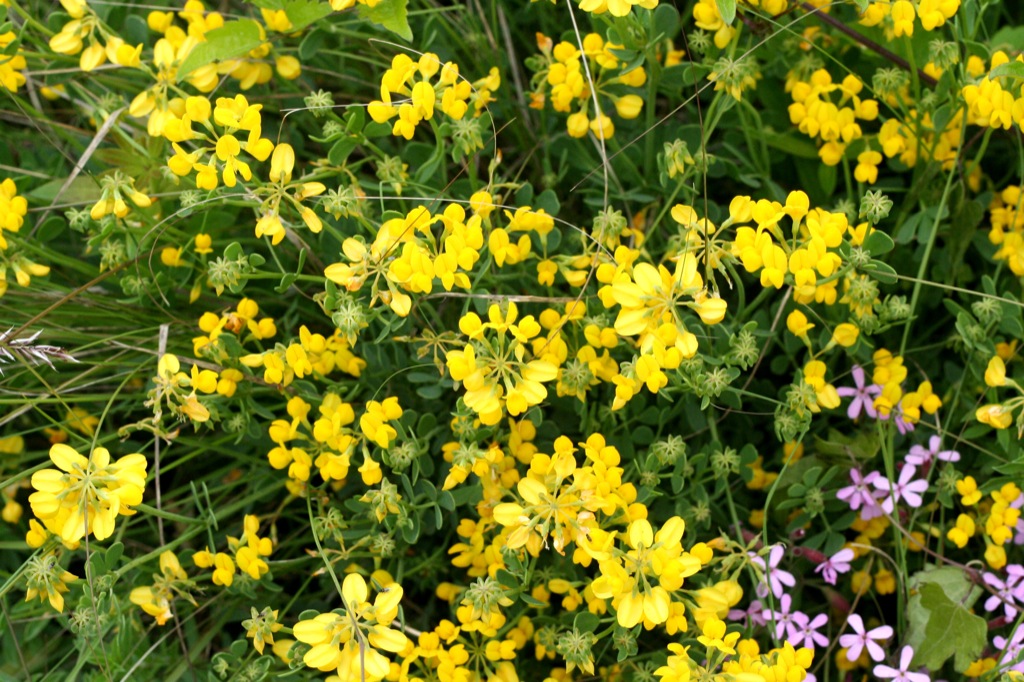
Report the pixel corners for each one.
[798,2,937,88]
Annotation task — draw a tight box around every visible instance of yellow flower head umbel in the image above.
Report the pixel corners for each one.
[29,443,148,543]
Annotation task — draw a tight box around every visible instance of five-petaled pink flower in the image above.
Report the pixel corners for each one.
[839,613,892,662]
[873,464,929,512]
[814,547,855,586]
[751,544,796,599]
[905,435,960,466]
[873,645,930,682]
[836,365,881,420]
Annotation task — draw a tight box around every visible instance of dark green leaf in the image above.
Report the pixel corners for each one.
[863,230,895,256]
[328,137,359,165]
[177,20,264,82]
[357,0,411,41]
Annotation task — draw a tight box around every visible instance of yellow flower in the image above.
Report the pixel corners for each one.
[24,553,77,612]
[359,397,403,449]
[956,476,981,505]
[294,574,408,681]
[946,513,975,548]
[590,516,703,629]
[976,403,1012,429]
[984,356,1007,387]
[129,551,192,625]
[786,310,814,338]
[29,443,147,543]
[832,323,860,347]
[697,616,740,656]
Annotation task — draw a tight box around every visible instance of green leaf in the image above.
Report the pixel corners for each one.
[987,61,1024,81]
[574,612,600,633]
[909,582,986,672]
[863,230,895,256]
[715,0,736,25]
[177,20,264,82]
[357,0,411,41]
[283,0,333,31]
[328,137,359,165]
[906,567,985,672]
[29,176,102,204]
[864,260,897,284]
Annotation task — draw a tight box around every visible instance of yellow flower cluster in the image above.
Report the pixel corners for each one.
[586,516,710,628]
[0,30,27,92]
[658,632,814,681]
[870,348,942,425]
[728,191,848,304]
[493,433,638,555]
[0,179,49,298]
[325,200,491,317]
[963,51,1024,131]
[859,0,960,37]
[151,352,227,422]
[788,68,879,166]
[975,354,1022,434]
[988,185,1024,275]
[193,298,277,357]
[48,0,142,73]
[166,94,275,189]
[89,172,152,220]
[240,325,366,387]
[950,478,1022,569]
[576,0,658,18]
[601,247,724,406]
[264,392,400,491]
[193,514,274,586]
[130,551,193,625]
[29,443,148,544]
[368,53,499,140]
[0,178,27,250]
[128,2,299,136]
[293,572,408,682]
[254,143,326,244]
[529,33,646,140]
[446,301,559,425]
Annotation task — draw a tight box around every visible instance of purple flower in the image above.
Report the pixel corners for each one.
[728,598,767,627]
[995,626,1024,672]
[837,469,886,520]
[839,613,892,662]
[815,547,855,586]
[905,435,960,466]
[751,545,797,599]
[983,571,1021,619]
[873,464,929,512]
[761,593,802,641]
[790,611,829,648]
[874,646,930,682]
[836,365,881,420]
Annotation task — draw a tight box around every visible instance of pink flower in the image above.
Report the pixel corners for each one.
[905,435,960,466]
[874,645,930,682]
[815,547,855,585]
[836,469,886,520]
[839,613,892,662]
[761,593,802,641]
[836,365,881,420]
[790,611,829,648]
[873,464,929,511]
[728,598,767,627]
[751,545,796,599]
